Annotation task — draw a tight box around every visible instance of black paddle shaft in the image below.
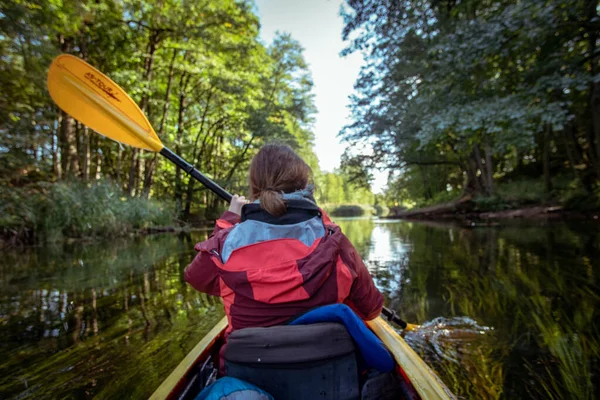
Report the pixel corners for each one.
[160,147,232,203]
[381,306,408,329]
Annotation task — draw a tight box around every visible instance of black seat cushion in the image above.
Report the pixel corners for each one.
[224,323,360,400]
[224,322,355,364]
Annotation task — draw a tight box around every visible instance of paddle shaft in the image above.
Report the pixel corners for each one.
[160,147,232,203]
[380,306,408,330]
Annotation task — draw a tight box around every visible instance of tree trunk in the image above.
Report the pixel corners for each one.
[174,61,190,216]
[91,135,102,180]
[128,31,160,197]
[78,125,90,181]
[175,91,187,215]
[483,140,494,196]
[141,155,158,199]
[52,112,61,179]
[561,125,579,180]
[127,149,138,197]
[586,0,600,179]
[464,153,482,195]
[115,144,122,183]
[473,144,491,195]
[57,35,78,179]
[59,109,77,178]
[543,124,553,194]
[593,81,600,179]
[184,178,195,218]
[142,49,177,199]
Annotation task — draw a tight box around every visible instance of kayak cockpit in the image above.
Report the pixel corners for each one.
[150,316,454,400]
[153,319,418,400]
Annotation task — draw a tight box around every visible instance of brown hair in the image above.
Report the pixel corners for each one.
[249,143,311,216]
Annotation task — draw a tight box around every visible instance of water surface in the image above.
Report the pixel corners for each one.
[336,218,599,399]
[1,219,599,399]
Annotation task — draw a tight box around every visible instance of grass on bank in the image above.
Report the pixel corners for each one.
[1,180,174,244]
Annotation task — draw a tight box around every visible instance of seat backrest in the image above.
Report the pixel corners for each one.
[225,322,355,364]
[224,323,360,400]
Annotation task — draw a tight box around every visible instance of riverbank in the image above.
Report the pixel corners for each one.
[386,196,600,223]
[0,180,377,247]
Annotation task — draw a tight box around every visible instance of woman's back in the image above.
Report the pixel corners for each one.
[184,143,383,334]
[185,196,383,333]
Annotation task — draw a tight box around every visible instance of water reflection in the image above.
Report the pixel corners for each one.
[0,231,223,399]
[337,218,600,400]
[1,219,599,399]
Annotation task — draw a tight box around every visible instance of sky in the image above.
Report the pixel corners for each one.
[254,0,387,193]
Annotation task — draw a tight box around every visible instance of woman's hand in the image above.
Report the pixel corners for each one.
[228,194,249,216]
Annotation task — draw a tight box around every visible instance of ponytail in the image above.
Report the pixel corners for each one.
[259,189,287,216]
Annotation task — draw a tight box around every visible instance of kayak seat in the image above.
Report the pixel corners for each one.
[360,370,406,400]
[224,323,360,400]
[289,304,395,373]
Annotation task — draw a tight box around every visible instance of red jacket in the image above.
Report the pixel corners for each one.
[185,203,384,335]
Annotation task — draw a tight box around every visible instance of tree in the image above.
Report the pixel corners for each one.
[340,0,600,206]
[0,0,323,223]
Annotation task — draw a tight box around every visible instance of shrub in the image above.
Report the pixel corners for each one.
[1,180,174,243]
[414,190,461,208]
[562,188,600,211]
[374,204,390,216]
[495,179,548,204]
[329,204,374,217]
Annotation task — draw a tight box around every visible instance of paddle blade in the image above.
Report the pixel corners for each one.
[47,54,163,152]
[404,323,420,332]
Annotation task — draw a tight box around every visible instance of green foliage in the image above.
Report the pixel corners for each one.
[562,188,600,211]
[315,171,375,206]
[373,203,389,217]
[416,190,462,209]
[0,0,322,227]
[1,181,173,243]
[328,204,372,217]
[341,0,600,207]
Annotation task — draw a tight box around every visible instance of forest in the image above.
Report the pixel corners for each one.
[0,0,373,244]
[3,0,599,245]
[340,0,600,212]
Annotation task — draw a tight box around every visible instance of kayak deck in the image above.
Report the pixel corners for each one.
[150,317,454,400]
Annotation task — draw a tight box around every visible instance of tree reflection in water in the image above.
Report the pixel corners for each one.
[0,231,222,399]
[337,218,599,400]
[1,219,598,399]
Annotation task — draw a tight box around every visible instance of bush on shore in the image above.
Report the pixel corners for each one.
[323,204,375,217]
[1,180,174,244]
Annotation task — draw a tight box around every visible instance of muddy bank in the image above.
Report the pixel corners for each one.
[386,197,600,223]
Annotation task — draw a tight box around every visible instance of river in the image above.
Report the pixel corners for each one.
[1,219,598,399]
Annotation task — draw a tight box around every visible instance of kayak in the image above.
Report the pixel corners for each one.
[149,316,455,400]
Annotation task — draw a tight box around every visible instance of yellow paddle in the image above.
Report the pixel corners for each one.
[47,54,231,202]
[47,54,418,331]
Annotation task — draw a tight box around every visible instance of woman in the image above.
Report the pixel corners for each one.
[185,143,383,335]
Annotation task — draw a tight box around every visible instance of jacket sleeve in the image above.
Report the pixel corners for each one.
[339,235,384,320]
[185,251,221,296]
[184,211,240,296]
